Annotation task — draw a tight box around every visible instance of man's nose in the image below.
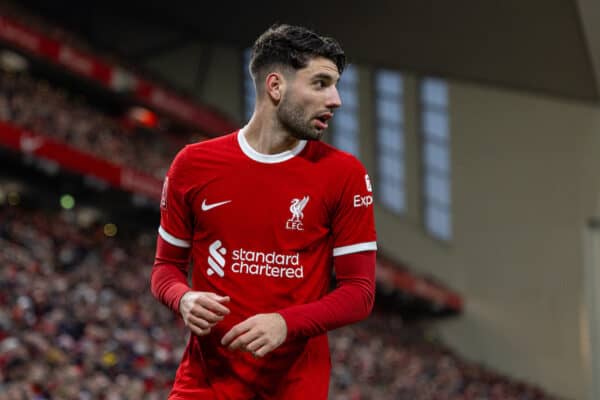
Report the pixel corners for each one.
[327,87,342,109]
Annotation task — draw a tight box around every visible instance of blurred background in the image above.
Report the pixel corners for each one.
[1,0,599,399]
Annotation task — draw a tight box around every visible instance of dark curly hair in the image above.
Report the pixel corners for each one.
[249,24,346,85]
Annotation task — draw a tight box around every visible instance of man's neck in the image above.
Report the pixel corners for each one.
[243,113,301,155]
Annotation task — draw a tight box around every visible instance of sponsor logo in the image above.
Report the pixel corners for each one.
[206,240,304,279]
[201,199,232,211]
[207,240,226,277]
[231,249,304,279]
[0,19,41,51]
[58,46,94,75]
[365,174,372,192]
[354,194,373,208]
[150,89,195,119]
[160,177,168,209]
[110,67,138,91]
[20,136,44,153]
[286,196,309,231]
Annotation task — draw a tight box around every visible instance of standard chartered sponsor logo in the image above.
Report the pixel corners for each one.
[207,240,226,277]
[206,240,304,279]
[231,249,304,279]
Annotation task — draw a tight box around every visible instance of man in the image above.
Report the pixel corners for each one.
[151,24,377,399]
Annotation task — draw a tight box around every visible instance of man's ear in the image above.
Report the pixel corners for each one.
[265,72,285,103]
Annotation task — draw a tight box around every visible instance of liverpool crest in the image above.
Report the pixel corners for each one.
[286,196,309,231]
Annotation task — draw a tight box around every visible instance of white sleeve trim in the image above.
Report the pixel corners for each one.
[158,226,191,248]
[333,241,377,256]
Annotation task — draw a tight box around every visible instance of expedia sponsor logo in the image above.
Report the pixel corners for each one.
[206,241,304,279]
[353,194,373,208]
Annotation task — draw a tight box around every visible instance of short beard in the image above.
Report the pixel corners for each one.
[277,93,322,141]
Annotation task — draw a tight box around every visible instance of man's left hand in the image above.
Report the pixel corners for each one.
[221,313,287,357]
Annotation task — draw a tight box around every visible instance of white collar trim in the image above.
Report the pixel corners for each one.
[237,126,307,164]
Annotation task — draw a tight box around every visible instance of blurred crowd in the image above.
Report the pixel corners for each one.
[0,70,201,179]
[0,205,182,399]
[328,319,558,400]
[0,203,560,400]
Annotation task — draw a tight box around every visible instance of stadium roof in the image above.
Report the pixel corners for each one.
[18,0,600,102]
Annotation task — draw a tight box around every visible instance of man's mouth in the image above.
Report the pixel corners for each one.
[314,112,333,130]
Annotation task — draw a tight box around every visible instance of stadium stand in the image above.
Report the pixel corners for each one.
[0,203,180,399]
[329,318,558,400]
[0,69,201,179]
[0,1,237,134]
[0,198,560,399]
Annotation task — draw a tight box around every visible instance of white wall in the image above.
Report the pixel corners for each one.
[371,76,600,399]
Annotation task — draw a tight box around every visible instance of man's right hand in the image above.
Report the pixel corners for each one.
[179,291,231,336]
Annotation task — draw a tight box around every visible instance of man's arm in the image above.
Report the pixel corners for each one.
[151,236,230,335]
[221,251,375,357]
[150,235,191,314]
[278,250,376,338]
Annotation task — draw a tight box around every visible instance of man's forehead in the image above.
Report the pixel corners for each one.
[301,57,340,79]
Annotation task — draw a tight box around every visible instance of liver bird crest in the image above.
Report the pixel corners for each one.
[289,196,310,222]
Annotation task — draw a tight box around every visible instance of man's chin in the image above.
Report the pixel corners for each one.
[309,131,324,141]
[307,127,326,141]
[291,128,324,141]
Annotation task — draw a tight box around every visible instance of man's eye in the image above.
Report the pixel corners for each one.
[314,80,325,88]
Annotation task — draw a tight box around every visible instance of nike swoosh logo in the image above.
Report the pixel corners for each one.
[201,199,232,211]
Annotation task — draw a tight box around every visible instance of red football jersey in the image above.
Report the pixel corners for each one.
[159,128,377,398]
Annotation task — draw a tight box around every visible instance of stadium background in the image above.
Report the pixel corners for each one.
[2,0,600,399]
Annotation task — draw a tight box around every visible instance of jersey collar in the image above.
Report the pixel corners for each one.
[237,126,307,164]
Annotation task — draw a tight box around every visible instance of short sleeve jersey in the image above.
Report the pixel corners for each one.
[159,128,377,391]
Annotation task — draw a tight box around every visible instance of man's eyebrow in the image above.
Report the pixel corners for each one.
[312,72,339,83]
